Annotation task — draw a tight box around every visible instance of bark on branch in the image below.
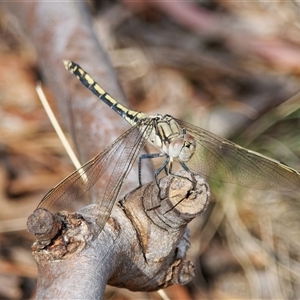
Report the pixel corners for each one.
[28,171,210,298]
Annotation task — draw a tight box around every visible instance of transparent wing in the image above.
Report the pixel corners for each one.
[37,121,151,232]
[175,118,300,192]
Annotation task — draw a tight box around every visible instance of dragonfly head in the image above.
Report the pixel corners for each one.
[169,132,196,162]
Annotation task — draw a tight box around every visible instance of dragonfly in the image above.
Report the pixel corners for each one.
[37,60,300,236]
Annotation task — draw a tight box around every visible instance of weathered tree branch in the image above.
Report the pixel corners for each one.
[28,171,210,298]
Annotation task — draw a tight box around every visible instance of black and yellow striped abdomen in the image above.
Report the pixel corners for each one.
[64,60,145,127]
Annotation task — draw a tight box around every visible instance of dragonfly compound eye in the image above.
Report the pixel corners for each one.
[179,134,196,162]
[169,137,185,158]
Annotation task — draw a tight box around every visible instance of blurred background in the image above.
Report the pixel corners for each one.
[1,0,300,299]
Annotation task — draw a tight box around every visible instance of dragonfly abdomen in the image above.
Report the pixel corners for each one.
[64,60,145,126]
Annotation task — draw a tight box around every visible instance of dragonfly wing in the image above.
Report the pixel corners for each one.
[37,121,151,231]
[175,118,300,192]
[93,121,152,230]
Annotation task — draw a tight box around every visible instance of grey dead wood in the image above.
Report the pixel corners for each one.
[2,1,211,297]
[28,171,210,298]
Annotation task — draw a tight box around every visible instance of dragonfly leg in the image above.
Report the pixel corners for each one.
[138,152,167,186]
[154,155,170,184]
[179,161,190,172]
[166,160,190,176]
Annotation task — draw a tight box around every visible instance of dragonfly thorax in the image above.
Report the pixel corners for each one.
[144,115,196,162]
